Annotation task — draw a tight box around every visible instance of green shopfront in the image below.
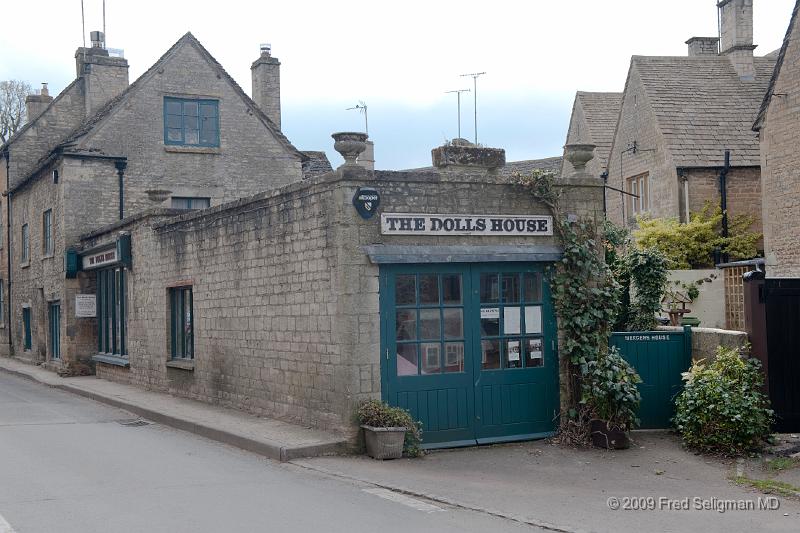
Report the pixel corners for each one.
[372,212,561,448]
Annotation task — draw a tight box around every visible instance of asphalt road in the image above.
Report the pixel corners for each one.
[0,372,539,533]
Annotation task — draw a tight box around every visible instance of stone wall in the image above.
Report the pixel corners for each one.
[759,7,800,278]
[684,166,763,242]
[85,168,603,435]
[606,67,677,226]
[75,40,303,217]
[660,325,748,363]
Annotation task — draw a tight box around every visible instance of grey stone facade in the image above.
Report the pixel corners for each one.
[1,32,307,364]
[79,160,602,436]
[754,1,800,277]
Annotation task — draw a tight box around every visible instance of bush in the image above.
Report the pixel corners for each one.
[627,247,668,331]
[633,203,761,269]
[674,346,773,455]
[581,347,642,431]
[356,399,423,457]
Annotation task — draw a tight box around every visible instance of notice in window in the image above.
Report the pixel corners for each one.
[503,307,520,334]
[525,306,542,334]
[507,340,521,362]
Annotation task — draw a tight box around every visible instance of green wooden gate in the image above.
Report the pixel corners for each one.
[610,327,692,429]
[380,263,559,448]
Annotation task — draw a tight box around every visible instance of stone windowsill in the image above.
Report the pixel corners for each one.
[164,145,221,155]
[166,358,195,371]
[41,254,54,261]
[20,261,30,269]
[92,354,130,367]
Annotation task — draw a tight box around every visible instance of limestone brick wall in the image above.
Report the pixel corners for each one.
[685,166,763,242]
[607,68,677,226]
[75,41,303,217]
[759,10,800,278]
[85,169,602,434]
[8,160,66,364]
[5,81,86,188]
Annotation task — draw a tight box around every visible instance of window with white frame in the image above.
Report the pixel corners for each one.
[43,209,53,256]
[21,224,29,264]
[626,173,650,216]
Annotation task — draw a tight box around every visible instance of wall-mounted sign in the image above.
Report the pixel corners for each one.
[75,294,96,318]
[353,187,381,219]
[82,247,117,270]
[381,213,553,236]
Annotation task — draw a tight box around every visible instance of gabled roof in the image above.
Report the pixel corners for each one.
[300,151,333,177]
[753,0,800,131]
[0,78,81,154]
[60,32,305,160]
[632,55,775,167]
[574,92,622,169]
[500,156,562,177]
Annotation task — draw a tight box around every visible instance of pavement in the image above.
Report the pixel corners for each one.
[4,356,800,532]
[0,356,348,462]
[294,432,800,533]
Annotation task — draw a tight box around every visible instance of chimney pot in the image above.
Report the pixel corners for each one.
[90,30,105,49]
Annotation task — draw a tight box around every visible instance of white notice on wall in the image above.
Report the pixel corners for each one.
[525,306,542,334]
[75,294,96,318]
[503,307,520,334]
[508,340,521,361]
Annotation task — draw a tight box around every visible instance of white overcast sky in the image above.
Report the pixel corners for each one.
[0,0,795,169]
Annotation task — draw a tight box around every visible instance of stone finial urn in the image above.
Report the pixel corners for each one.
[564,143,596,171]
[332,132,369,167]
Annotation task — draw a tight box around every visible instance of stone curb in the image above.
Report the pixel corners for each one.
[0,363,348,462]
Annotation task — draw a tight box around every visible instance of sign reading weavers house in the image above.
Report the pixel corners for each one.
[380,213,553,236]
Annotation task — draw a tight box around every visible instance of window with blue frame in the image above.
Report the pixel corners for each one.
[164,97,219,147]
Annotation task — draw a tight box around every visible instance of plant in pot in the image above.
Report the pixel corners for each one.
[356,399,422,459]
[581,347,642,449]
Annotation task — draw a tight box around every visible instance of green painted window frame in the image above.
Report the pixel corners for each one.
[170,286,194,360]
[97,267,127,356]
[49,301,61,360]
[42,209,53,256]
[20,224,29,264]
[22,307,31,350]
[163,97,220,147]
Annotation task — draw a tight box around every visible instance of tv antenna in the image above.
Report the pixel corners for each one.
[460,72,486,145]
[346,101,369,135]
[445,89,470,140]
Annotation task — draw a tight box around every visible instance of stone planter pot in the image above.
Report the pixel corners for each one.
[563,143,596,171]
[332,132,368,167]
[361,425,407,460]
[680,316,701,327]
[590,419,630,450]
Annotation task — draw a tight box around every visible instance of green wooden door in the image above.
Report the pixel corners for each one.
[381,263,558,448]
[471,265,559,443]
[610,327,692,429]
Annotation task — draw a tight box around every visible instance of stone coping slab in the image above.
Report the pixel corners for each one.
[0,356,348,462]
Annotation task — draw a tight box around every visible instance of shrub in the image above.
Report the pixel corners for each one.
[674,346,773,455]
[356,399,423,457]
[633,203,761,269]
[581,347,642,431]
[627,247,668,331]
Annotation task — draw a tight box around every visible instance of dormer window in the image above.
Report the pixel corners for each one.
[164,97,219,147]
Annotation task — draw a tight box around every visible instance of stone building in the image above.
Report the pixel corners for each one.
[753,0,800,278]
[0,32,313,364]
[72,138,603,444]
[605,0,772,238]
[560,92,623,182]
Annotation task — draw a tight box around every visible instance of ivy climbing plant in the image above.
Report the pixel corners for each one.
[514,170,620,419]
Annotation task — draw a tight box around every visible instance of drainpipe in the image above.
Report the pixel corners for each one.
[719,150,730,263]
[601,170,609,218]
[4,150,12,350]
[115,160,127,220]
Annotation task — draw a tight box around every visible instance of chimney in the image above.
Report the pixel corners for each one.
[718,0,757,79]
[251,43,281,129]
[358,141,375,171]
[686,37,720,57]
[25,82,53,122]
[75,31,129,116]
